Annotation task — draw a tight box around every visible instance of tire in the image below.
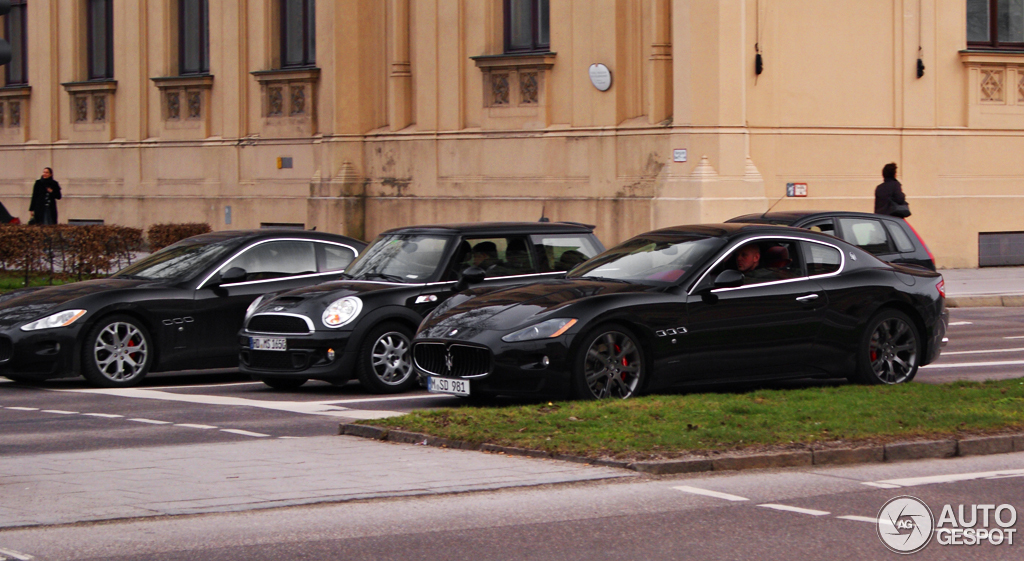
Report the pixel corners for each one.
[356,322,418,394]
[81,315,154,388]
[571,324,645,400]
[851,309,921,385]
[258,376,308,391]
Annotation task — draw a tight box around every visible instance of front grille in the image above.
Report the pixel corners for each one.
[414,342,491,378]
[247,314,311,334]
[244,350,308,371]
[0,336,11,362]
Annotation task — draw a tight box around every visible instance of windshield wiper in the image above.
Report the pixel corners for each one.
[574,276,633,284]
[359,272,405,283]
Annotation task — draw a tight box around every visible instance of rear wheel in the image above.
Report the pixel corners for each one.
[571,325,645,400]
[82,315,153,388]
[258,376,308,391]
[356,322,418,394]
[851,309,920,385]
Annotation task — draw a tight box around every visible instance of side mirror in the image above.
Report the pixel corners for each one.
[219,267,247,285]
[713,269,744,289]
[455,266,486,291]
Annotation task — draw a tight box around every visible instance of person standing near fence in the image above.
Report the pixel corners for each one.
[29,167,62,225]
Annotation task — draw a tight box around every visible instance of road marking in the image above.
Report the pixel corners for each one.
[836,515,894,527]
[1005,336,1024,340]
[316,394,456,405]
[128,418,172,425]
[220,428,270,438]
[0,547,34,560]
[758,504,830,516]
[921,359,1024,369]
[942,347,1024,356]
[862,468,1024,488]
[55,387,404,419]
[672,486,749,502]
[4,407,39,411]
[175,423,218,430]
[948,321,974,326]
[82,413,124,418]
[40,410,78,415]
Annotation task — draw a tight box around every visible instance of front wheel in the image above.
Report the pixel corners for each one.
[81,315,153,388]
[571,325,645,400]
[851,309,921,385]
[356,322,418,394]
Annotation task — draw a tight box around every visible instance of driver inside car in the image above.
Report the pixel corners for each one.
[733,244,777,281]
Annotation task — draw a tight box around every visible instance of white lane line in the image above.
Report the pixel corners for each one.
[672,486,749,502]
[921,359,1024,369]
[175,423,218,430]
[128,418,172,425]
[948,321,974,326]
[82,413,124,418]
[220,429,270,438]
[862,468,1024,489]
[4,407,39,411]
[758,504,831,516]
[942,347,1024,356]
[837,515,894,527]
[40,410,78,415]
[315,394,456,405]
[0,547,34,560]
[279,436,303,439]
[1005,336,1024,340]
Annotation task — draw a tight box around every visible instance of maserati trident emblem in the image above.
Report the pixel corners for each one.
[449,328,459,337]
[445,351,454,373]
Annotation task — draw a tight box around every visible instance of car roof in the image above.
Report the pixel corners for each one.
[727,210,894,225]
[643,223,810,238]
[182,229,366,247]
[379,221,597,236]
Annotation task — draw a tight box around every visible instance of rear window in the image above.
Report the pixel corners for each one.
[802,242,842,276]
[838,217,892,255]
[884,221,916,253]
[530,234,602,272]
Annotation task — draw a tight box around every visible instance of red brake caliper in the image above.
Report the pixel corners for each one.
[615,344,628,379]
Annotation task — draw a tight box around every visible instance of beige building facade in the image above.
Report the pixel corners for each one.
[2,1,1024,268]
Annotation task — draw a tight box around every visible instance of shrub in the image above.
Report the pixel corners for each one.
[0,224,145,284]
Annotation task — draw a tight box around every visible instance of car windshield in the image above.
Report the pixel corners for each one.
[345,234,451,282]
[113,237,243,282]
[567,235,725,285]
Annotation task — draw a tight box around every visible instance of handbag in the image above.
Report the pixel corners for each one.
[890,200,911,218]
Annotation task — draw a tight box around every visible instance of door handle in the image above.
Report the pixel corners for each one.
[796,294,819,302]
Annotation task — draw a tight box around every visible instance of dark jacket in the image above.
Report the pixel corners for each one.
[874,179,906,216]
[29,177,62,225]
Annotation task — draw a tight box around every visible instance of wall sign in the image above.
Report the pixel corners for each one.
[786,183,808,197]
[673,149,688,163]
[589,64,612,91]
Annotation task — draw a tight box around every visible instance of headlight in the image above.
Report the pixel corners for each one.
[501,318,577,343]
[322,296,362,328]
[245,296,264,321]
[21,310,87,332]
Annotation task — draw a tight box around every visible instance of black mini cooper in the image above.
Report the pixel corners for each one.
[238,222,604,392]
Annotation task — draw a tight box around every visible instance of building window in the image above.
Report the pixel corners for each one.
[180,0,209,75]
[87,0,114,80]
[505,0,549,53]
[281,0,315,68]
[3,0,27,85]
[968,0,1024,50]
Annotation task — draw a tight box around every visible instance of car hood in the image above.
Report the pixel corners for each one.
[419,279,651,338]
[0,278,152,328]
[254,279,426,313]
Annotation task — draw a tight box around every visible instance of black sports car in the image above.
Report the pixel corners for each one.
[412,223,948,400]
[0,229,365,387]
[728,211,936,271]
[238,222,604,392]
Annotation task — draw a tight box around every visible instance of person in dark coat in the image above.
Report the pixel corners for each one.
[29,167,62,225]
[874,162,906,216]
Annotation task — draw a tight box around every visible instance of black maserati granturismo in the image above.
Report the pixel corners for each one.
[413,223,948,400]
[0,229,365,387]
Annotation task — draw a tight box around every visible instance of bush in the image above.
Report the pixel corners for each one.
[146,223,213,252]
[0,224,147,285]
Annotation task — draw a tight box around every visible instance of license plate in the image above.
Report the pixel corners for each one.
[427,376,470,396]
[251,337,287,351]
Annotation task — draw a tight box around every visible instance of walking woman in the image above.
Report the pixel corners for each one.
[29,167,62,225]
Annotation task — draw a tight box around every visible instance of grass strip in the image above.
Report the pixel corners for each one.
[0,273,77,293]
[365,379,1024,460]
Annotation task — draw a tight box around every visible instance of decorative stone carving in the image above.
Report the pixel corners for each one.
[290,85,306,115]
[187,91,202,119]
[981,69,1003,102]
[9,102,20,127]
[93,95,106,122]
[75,95,89,122]
[167,92,180,119]
[492,74,510,105]
[520,72,538,104]
[268,87,284,116]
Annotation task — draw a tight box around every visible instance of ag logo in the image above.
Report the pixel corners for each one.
[878,496,934,554]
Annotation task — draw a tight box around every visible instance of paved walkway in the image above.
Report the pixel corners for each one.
[941,267,1024,307]
[0,436,633,528]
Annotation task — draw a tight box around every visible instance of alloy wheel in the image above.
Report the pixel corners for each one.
[371,331,414,385]
[583,331,642,399]
[868,317,918,384]
[93,322,149,382]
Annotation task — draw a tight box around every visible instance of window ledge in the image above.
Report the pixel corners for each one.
[60,80,118,94]
[959,50,1024,64]
[471,52,557,71]
[0,86,31,99]
[151,75,214,90]
[251,68,321,83]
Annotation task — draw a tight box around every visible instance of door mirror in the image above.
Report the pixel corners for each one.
[455,266,486,291]
[713,269,744,289]
[219,267,247,285]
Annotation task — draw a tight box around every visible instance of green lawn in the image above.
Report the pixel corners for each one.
[366,380,1024,460]
[0,272,78,293]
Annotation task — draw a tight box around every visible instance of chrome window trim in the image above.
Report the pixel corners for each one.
[198,238,360,289]
[688,235,846,296]
[485,271,564,281]
[245,312,315,334]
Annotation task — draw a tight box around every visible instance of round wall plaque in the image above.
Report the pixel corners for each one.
[589,63,612,92]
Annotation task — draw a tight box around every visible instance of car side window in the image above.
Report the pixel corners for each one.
[220,240,317,282]
[804,219,836,237]
[319,243,357,272]
[837,217,893,255]
[801,241,842,276]
[883,221,916,253]
[708,239,802,286]
[529,234,601,272]
[456,236,537,278]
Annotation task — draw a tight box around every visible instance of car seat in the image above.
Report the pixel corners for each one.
[763,246,792,269]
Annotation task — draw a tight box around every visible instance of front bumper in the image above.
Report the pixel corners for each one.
[0,327,80,380]
[238,329,358,382]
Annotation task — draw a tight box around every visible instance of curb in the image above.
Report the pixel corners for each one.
[339,424,1024,475]
[946,294,1024,308]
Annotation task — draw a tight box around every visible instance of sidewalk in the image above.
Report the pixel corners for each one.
[0,435,633,529]
[940,267,1024,307]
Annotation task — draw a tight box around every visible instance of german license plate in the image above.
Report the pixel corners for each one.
[427,376,470,396]
[251,337,287,351]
